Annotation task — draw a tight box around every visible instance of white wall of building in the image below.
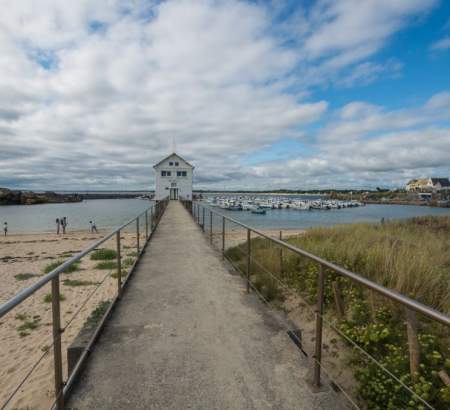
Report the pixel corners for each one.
[153,153,193,200]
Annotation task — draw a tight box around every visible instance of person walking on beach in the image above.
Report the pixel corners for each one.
[3,222,7,236]
[56,218,60,234]
[89,220,98,233]
[61,217,67,234]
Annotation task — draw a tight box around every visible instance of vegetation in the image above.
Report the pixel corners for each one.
[43,259,80,274]
[14,273,39,281]
[94,261,117,270]
[85,300,111,327]
[63,279,98,287]
[90,248,117,260]
[15,313,41,337]
[225,215,450,409]
[43,293,66,303]
[122,257,135,268]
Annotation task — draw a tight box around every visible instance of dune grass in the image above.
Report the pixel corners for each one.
[14,273,40,281]
[225,215,450,409]
[43,260,80,274]
[90,249,117,260]
[94,261,117,270]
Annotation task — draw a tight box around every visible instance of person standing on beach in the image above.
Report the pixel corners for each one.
[56,218,60,234]
[89,220,98,233]
[61,217,67,234]
[3,222,7,236]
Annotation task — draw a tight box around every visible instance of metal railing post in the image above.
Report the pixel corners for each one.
[246,229,251,293]
[279,231,283,276]
[313,264,325,388]
[51,277,64,410]
[150,207,154,232]
[202,207,205,232]
[222,216,225,259]
[197,204,200,225]
[136,217,140,254]
[116,231,122,294]
[210,210,213,244]
[145,210,149,240]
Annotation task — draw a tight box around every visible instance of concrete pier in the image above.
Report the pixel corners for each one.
[68,201,342,409]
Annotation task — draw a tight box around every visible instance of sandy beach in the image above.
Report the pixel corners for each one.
[0,230,142,410]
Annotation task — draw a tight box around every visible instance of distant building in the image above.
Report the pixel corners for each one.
[153,153,194,200]
[406,178,450,192]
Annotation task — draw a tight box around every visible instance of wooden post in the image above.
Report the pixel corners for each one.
[405,308,420,382]
[332,281,345,318]
[51,277,64,410]
[313,265,325,388]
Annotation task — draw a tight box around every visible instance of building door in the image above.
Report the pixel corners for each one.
[170,188,179,200]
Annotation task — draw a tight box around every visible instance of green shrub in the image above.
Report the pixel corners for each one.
[94,261,117,270]
[14,273,39,281]
[16,314,41,336]
[63,279,97,287]
[43,293,66,303]
[90,249,117,260]
[122,257,135,268]
[43,260,80,274]
[85,300,111,327]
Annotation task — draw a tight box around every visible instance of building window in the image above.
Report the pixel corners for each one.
[175,162,179,166]
[169,162,173,166]
[161,171,171,177]
[177,171,187,177]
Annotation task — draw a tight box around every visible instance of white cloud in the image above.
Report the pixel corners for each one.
[431,36,450,51]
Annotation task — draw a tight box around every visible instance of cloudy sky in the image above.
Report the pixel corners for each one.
[1,0,450,190]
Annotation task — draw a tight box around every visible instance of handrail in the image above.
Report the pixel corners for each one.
[191,201,450,327]
[0,206,150,319]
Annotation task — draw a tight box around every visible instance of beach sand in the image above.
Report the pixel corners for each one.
[0,230,142,410]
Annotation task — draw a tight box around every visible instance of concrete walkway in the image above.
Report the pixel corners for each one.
[68,201,342,409]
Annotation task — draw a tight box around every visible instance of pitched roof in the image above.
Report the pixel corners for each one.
[153,152,194,169]
[431,178,450,187]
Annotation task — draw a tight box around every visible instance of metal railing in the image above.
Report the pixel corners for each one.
[0,197,169,410]
[182,199,450,409]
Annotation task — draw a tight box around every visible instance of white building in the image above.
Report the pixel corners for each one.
[153,153,194,200]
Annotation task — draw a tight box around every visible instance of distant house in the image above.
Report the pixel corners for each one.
[406,178,450,192]
[153,153,194,200]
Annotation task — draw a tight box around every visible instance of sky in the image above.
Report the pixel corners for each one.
[1,0,450,191]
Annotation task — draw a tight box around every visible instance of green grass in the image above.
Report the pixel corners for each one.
[94,261,117,270]
[43,293,66,303]
[63,279,98,287]
[14,273,39,281]
[43,260,80,274]
[90,248,117,260]
[122,257,135,268]
[85,300,111,327]
[126,251,138,257]
[15,314,41,336]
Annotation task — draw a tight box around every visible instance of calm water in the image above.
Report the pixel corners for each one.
[206,203,450,230]
[0,199,153,233]
[1,199,449,233]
